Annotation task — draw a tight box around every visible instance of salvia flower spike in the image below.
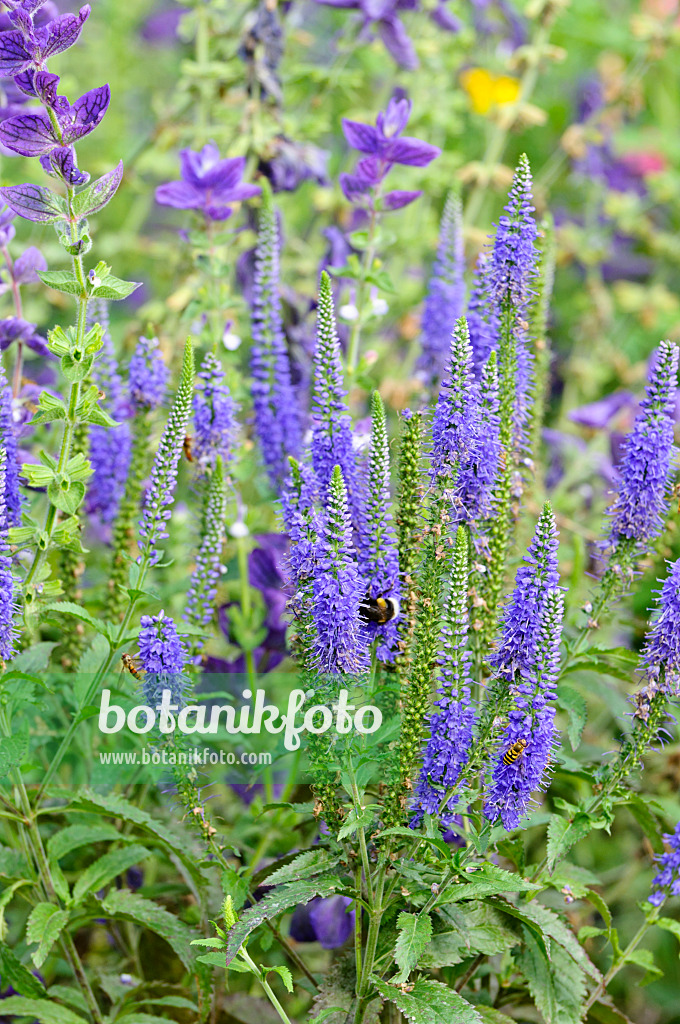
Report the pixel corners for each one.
[137,340,194,566]
[250,180,302,488]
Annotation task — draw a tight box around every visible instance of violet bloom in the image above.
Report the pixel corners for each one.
[0,316,49,357]
[156,143,261,222]
[258,135,330,193]
[340,96,440,211]
[641,557,680,697]
[649,821,680,907]
[313,0,459,68]
[0,367,22,527]
[193,351,236,474]
[490,502,560,683]
[310,272,358,514]
[416,192,466,386]
[280,458,319,608]
[412,528,476,828]
[569,390,636,430]
[357,392,400,663]
[485,587,563,830]
[0,447,17,661]
[0,5,89,76]
[466,253,498,375]
[0,82,110,158]
[129,336,169,411]
[312,465,369,676]
[289,895,355,949]
[607,340,679,551]
[138,610,188,709]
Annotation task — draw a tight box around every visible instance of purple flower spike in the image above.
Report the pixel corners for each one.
[156,142,261,222]
[129,336,169,412]
[0,365,22,528]
[489,153,539,313]
[312,465,369,676]
[648,821,680,907]
[0,447,17,661]
[193,351,237,474]
[607,340,679,551]
[416,192,466,386]
[138,610,188,709]
[466,252,498,375]
[641,557,680,697]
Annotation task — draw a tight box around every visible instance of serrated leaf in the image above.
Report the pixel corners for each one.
[26,904,70,969]
[436,864,540,904]
[507,898,601,982]
[557,685,588,750]
[394,913,432,982]
[0,731,28,778]
[47,479,86,515]
[72,844,151,904]
[268,965,294,992]
[373,977,482,1024]
[377,825,451,860]
[100,889,197,969]
[546,813,593,872]
[622,947,662,986]
[225,875,344,964]
[0,997,87,1023]
[0,944,47,998]
[38,270,82,295]
[42,601,110,639]
[514,924,559,1023]
[47,823,134,862]
[424,904,520,968]
[264,849,334,886]
[337,804,377,841]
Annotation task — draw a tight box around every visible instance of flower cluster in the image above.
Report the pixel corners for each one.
[129,336,169,412]
[641,557,680,696]
[138,610,188,708]
[0,364,22,527]
[0,446,16,660]
[648,821,680,907]
[340,96,440,211]
[193,351,236,474]
[156,142,261,223]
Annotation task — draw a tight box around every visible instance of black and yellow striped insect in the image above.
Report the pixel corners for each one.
[359,596,400,625]
[502,737,528,766]
[121,653,143,680]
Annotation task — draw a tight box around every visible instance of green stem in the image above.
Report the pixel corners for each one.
[582,908,659,1016]
[239,946,295,1024]
[346,200,380,377]
[236,531,257,689]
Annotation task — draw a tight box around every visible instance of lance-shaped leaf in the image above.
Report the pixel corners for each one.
[72,161,124,218]
[373,978,482,1024]
[394,912,433,982]
[0,183,67,224]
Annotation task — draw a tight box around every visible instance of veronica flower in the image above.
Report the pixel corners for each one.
[340,96,440,211]
[193,351,236,474]
[312,465,369,675]
[0,447,16,661]
[640,557,680,696]
[416,192,465,386]
[156,142,261,222]
[357,392,400,662]
[250,181,302,487]
[138,341,194,566]
[607,340,679,551]
[0,365,22,527]
[411,527,476,827]
[310,271,358,512]
[281,457,319,598]
[85,300,132,523]
[184,457,227,630]
[138,610,188,709]
[490,502,560,682]
[129,335,169,411]
[648,821,680,907]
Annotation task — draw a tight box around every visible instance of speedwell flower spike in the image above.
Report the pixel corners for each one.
[193,351,237,475]
[312,464,369,676]
[250,180,302,488]
[311,271,359,515]
[0,365,23,527]
[138,610,188,710]
[137,340,194,566]
[184,456,227,632]
[648,821,680,907]
[411,526,475,827]
[129,335,169,412]
[641,556,680,696]
[357,392,400,662]
[416,191,466,387]
[607,339,679,552]
[0,447,17,661]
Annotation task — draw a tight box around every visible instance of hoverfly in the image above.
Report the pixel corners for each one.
[121,653,143,680]
[502,737,528,765]
[183,435,194,463]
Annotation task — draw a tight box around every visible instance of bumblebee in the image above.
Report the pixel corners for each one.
[121,653,142,680]
[183,435,194,463]
[359,596,400,625]
[502,737,528,765]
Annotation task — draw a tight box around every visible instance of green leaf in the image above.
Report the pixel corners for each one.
[546,813,593,872]
[116,1016,184,1024]
[72,162,123,218]
[373,977,482,1023]
[337,804,377,841]
[264,849,335,886]
[268,965,294,992]
[72,844,151,904]
[26,904,70,969]
[506,898,601,982]
[195,950,233,969]
[47,823,134,862]
[38,270,82,296]
[436,864,540,904]
[10,642,57,674]
[625,796,665,854]
[586,997,635,1024]
[0,944,47,998]
[514,924,559,1024]
[0,998,87,1023]
[0,731,28,778]
[557,686,588,750]
[225,875,344,964]
[622,948,663,986]
[90,272,141,301]
[310,1007,350,1024]
[656,915,680,947]
[377,825,451,861]
[100,889,197,969]
[42,601,110,639]
[394,912,432,982]
[47,479,86,516]
[475,1009,516,1023]
[423,904,520,968]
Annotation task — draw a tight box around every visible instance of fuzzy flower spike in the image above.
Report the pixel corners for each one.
[138,610,188,709]
[0,446,17,661]
[641,556,680,697]
[416,191,465,387]
[607,339,679,555]
[648,821,680,907]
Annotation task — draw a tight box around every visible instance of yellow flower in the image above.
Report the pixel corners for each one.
[460,67,521,115]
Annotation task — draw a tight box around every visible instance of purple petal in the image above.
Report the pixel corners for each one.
[381,96,412,136]
[382,189,421,210]
[0,30,30,76]
[155,180,204,210]
[378,16,418,69]
[13,70,37,97]
[339,172,372,203]
[40,145,90,186]
[342,119,380,154]
[568,391,636,429]
[288,904,317,942]
[0,182,65,223]
[41,5,90,60]
[313,0,359,6]
[0,111,56,156]
[62,84,110,143]
[308,896,355,949]
[200,155,248,191]
[13,246,47,284]
[203,202,234,222]
[179,143,221,187]
[75,161,124,216]
[430,2,462,31]
[386,136,441,166]
[213,182,261,203]
[26,330,51,356]
[34,70,60,108]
